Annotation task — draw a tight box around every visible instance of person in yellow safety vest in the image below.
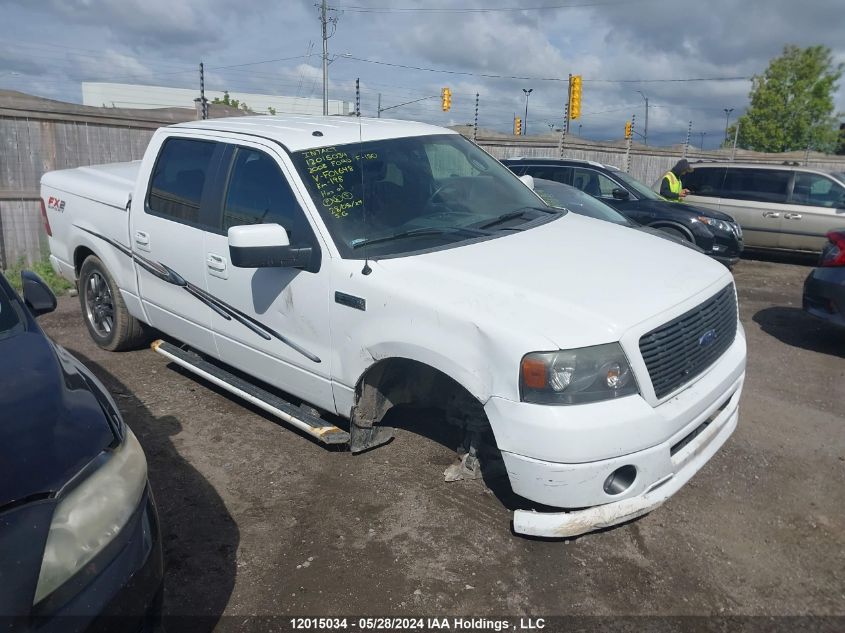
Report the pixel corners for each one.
[660,158,693,202]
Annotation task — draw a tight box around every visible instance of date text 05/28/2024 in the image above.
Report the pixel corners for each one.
[289,618,546,631]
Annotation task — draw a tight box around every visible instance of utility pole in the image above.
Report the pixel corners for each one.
[377,93,381,118]
[699,131,707,150]
[355,77,360,117]
[723,108,734,146]
[320,0,329,116]
[636,90,648,146]
[473,92,479,143]
[199,62,207,120]
[522,88,533,136]
[731,121,740,161]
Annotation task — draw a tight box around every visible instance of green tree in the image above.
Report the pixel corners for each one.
[728,45,842,153]
[211,90,252,112]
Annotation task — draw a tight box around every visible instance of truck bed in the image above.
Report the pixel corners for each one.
[42,160,141,210]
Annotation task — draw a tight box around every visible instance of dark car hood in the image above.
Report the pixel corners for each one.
[639,198,736,222]
[0,332,116,508]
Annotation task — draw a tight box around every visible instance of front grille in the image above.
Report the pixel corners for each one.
[639,284,737,399]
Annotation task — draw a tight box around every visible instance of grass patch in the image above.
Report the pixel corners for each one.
[3,256,74,295]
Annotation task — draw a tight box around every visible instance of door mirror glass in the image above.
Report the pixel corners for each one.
[611,188,630,200]
[21,271,57,316]
[519,174,535,190]
[228,223,312,269]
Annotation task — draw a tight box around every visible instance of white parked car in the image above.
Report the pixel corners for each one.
[41,116,746,537]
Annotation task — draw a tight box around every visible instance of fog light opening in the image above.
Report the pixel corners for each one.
[603,465,637,496]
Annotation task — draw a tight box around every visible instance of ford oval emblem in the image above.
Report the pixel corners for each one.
[698,329,718,348]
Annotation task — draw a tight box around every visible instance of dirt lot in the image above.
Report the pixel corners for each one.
[39,255,844,627]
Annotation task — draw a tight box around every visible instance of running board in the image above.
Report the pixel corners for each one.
[151,340,350,446]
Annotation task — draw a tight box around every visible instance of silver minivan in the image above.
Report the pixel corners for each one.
[680,163,845,252]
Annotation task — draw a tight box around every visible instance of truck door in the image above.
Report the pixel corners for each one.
[781,171,845,251]
[129,135,220,357]
[203,141,335,413]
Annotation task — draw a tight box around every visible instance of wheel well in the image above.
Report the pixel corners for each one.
[648,222,694,242]
[73,246,95,278]
[352,357,488,432]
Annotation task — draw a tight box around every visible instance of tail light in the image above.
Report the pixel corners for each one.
[40,198,53,237]
[820,231,845,267]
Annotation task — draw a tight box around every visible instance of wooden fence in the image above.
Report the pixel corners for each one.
[3,91,845,268]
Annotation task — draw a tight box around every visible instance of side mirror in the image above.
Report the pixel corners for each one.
[21,271,57,316]
[519,174,535,191]
[612,188,630,200]
[228,224,312,269]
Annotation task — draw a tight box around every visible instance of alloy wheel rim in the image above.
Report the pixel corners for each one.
[84,271,114,336]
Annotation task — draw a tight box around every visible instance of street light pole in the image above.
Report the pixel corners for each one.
[723,108,734,146]
[700,131,707,150]
[636,90,649,146]
[522,88,533,136]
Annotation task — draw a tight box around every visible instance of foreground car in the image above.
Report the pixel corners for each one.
[504,157,744,267]
[803,230,845,327]
[0,272,162,631]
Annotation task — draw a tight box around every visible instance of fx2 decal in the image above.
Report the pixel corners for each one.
[76,226,321,364]
[47,196,66,213]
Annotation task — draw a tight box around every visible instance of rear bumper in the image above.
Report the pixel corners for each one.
[803,268,845,328]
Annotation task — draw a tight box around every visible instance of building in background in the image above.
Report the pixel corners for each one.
[81,82,352,116]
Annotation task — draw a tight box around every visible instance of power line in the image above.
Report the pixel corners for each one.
[335,0,646,12]
[339,55,750,83]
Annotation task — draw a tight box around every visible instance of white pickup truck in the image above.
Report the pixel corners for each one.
[41,116,746,537]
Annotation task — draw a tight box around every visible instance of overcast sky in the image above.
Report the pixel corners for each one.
[1,0,843,147]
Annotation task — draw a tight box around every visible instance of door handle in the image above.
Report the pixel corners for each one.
[134,231,150,252]
[206,254,227,271]
[761,211,780,218]
[784,213,802,220]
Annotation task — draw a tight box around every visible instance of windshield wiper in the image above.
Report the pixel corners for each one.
[476,206,559,231]
[351,226,484,250]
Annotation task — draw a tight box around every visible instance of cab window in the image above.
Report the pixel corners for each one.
[222,148,315,247]
[524,165,572,185]
[791,172,845,208]
[147,138,217,226]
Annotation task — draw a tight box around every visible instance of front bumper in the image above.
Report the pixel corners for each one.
[484,328,746,538]
[33,485,163,633]
[803,267,845,328]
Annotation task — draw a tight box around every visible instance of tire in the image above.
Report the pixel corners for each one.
[78,255,149,351]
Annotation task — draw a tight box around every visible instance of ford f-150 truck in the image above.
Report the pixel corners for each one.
[41,116,746,537]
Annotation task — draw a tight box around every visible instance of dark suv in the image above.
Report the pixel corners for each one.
[503,158,744,267]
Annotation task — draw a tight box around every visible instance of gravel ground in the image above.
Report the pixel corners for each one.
[38,255,844,629]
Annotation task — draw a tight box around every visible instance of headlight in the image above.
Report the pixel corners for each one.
[33,427,147,605]
[696,216,732,233]
[520,343,639,405]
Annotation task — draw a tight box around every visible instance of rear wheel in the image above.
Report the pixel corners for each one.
[79,255,149,351]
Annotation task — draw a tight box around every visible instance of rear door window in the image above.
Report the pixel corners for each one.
[791,172,845,208]
[147,138,217,226]
[523,165,572,185]
[722,168,791,203]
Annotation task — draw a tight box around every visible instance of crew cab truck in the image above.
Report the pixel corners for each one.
[41,116,746,538]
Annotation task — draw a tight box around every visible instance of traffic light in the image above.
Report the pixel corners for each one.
[624,120,632,139]
[569,75,582,120]
[441,87,452,112]
[514,116,522,136]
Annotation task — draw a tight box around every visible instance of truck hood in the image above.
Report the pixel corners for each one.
[374,213,731,349]
[640,198,737,223]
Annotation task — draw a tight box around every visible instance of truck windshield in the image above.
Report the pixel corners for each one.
[291,134,557,258]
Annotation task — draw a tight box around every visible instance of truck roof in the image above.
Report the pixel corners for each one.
[169,115,454,152]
